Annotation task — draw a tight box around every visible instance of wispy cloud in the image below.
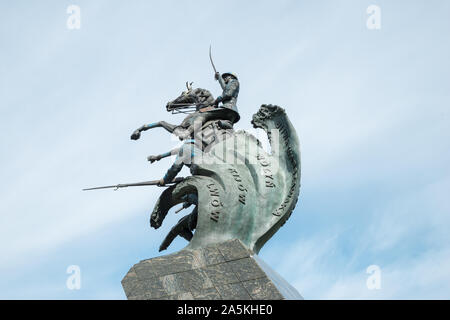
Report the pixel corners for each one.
[262,175,450,299]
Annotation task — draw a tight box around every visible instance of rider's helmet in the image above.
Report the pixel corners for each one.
[221,72,238,80]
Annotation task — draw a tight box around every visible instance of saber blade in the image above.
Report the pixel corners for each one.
[209,45,217,74]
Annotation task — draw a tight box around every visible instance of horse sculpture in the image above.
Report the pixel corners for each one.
[131,82,240,163]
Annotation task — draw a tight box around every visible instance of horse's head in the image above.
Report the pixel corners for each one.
[166,82,197,112]
[166,82,215,112]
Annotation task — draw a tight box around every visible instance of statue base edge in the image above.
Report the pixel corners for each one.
[121,239,303,300]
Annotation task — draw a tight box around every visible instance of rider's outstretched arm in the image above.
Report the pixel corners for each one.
[215,72,226,90]
[218,74,226,90]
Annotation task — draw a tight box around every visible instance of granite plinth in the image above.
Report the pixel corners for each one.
[122,239,302,300]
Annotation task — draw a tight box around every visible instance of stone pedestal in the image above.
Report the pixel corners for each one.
[121,239,302,300]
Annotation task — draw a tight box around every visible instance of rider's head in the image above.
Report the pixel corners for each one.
[222,72,238,84]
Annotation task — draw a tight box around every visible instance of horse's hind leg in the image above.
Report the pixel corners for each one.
[159,208,197,252]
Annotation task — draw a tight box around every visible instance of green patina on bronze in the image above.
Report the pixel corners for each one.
[150,104,301,254]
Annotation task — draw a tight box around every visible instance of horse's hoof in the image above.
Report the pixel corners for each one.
[147,156,157,163]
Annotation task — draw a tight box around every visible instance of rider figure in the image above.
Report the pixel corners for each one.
[214,72,239,113]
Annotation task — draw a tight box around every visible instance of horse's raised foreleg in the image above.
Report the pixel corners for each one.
[147,148,180,163]
[130,121,178,140]
[156,121,177,133]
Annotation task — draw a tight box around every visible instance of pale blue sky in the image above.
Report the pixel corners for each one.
[1,0,449,299]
